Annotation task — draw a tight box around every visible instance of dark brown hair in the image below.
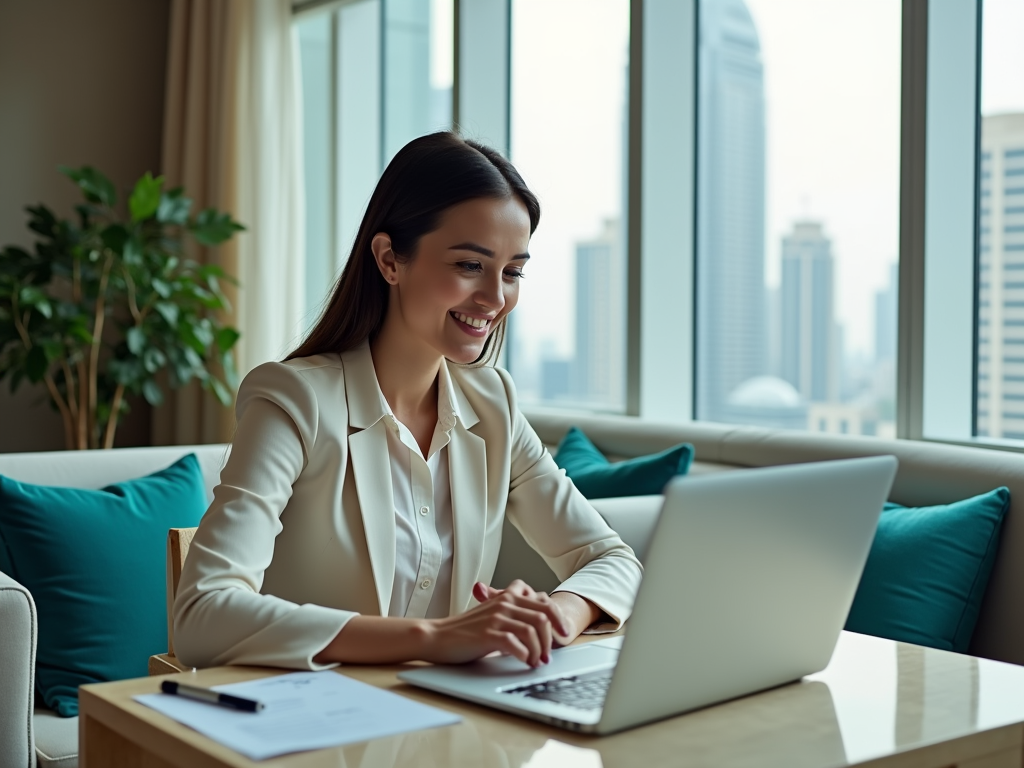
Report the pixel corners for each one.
[288,132,540,365]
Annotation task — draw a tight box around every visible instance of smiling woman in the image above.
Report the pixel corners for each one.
[171,132,642,673]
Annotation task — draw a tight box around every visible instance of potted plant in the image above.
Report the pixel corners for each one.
[0,166,244,449]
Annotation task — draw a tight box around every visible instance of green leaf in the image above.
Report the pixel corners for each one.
[129,172,163,221]
[127,326,146,355]
[156,188,192,225]
[222,350,240,389]
[152,279,172,299]
[209,377,232,406]
[142,379,164,406]
[155,301,179,326]
[215,327,240,352]
[101,224,129,253]
[123,236,143,265]
[190,208,245,246]
[193,319,214,348]
[25,345,48,382]
[19,286,52,319]
[59,165,117,207]
[183,346,204,368]
[198,264,227,279]
[68,323,94,344]
[143,347,167,373]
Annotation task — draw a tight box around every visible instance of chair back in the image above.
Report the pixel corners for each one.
[166,527,197,657]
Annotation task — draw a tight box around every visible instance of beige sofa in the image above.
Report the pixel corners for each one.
[3,413,1024,767]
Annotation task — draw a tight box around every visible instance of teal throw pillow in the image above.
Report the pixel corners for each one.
[0,454,207,717]
[845,487,1010,653]
[554,426,693,499]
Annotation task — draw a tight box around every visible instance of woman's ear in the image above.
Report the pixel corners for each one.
[371,233,400,285]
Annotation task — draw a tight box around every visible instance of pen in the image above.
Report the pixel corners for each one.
[160,680,265,712]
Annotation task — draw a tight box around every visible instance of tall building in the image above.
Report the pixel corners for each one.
[572,218,625,408]
[780,221,837,403]
[874,263,898,365]
[696,0,767,423]
[977,113,1024,439]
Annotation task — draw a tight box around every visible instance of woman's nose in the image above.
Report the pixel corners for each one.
[475,272,505,310]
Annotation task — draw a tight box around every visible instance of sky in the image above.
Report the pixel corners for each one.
[981,0,1024,117]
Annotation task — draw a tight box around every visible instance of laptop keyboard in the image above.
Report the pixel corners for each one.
[502,669,613,711]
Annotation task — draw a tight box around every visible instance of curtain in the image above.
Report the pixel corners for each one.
[156,0,306,445]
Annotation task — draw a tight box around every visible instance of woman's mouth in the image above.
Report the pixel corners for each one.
[450,311,492,337]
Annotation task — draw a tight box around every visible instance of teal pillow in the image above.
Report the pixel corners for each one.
[0,454,207,717]
[554,426,693,499]
[845,487,1010,653]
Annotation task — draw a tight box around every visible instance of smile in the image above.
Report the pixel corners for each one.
[450,311,493,336]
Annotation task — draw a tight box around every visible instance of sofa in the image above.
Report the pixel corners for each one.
[3,412,1024,768]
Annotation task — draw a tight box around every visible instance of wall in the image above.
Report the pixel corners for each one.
[0,0,170,452]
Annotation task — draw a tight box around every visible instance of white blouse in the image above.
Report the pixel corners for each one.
[378,366,459,619]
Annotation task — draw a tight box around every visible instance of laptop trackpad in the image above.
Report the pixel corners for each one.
[466,640,621,682]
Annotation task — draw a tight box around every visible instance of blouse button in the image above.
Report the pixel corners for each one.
[420,579,432,590]
[419,506,429,516]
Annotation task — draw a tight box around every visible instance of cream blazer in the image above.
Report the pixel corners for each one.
[173,342,643,670]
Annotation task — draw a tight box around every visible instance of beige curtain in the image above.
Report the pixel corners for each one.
[156,0,305,445]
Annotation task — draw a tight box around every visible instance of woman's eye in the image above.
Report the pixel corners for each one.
[504,269,525,280]
[459,261,483,273]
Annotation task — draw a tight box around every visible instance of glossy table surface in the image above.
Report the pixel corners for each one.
[80,631,1024,768]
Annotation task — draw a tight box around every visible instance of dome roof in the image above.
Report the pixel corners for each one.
[727,376,803,408]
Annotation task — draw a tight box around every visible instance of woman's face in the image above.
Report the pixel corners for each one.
[375,196,532,365]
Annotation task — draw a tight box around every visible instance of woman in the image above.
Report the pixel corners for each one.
[173,132,642,671]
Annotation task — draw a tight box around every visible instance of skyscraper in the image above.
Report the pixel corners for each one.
[977,113,1024,439]
[573,218,625,408]
[874,263,898,365]
[780,221,837,403]
[696,0,767,423]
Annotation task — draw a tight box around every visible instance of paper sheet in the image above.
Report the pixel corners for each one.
[134,671,462,761]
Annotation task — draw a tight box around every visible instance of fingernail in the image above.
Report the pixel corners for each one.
[542,653,550,664]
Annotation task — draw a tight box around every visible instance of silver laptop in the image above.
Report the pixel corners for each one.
[398,456,898,735]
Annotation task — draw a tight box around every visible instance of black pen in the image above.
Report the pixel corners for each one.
[160,680,265,712]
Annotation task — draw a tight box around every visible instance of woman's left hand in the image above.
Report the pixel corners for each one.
[473,580,600,646]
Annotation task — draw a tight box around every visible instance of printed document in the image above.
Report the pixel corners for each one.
[134,671,462,760]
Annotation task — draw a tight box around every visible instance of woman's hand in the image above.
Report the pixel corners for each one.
[421,579,571,668]
[312,581,603,667]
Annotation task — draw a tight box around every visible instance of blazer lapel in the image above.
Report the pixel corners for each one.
[448,423,488,615]
[342,342,397,617]
[349,420,396,616]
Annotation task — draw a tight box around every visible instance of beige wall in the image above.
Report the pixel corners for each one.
[0,0,170,452]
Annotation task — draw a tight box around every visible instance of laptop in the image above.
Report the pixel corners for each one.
[398,455,898,735]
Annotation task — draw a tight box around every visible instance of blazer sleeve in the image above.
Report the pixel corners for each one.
[497,369,643,630]
[173,362,355,670]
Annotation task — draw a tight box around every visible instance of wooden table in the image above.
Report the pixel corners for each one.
[80,632,1024,767]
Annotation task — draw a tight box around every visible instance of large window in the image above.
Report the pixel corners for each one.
[694,0,901,437]
[976,0,1024,440]
[506,0,630,412]
[294,0,1021,449]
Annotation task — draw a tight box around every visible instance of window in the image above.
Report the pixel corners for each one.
[975,0,1024,440]
[505,0,630,411]
[292,0,1024,451]
[694,0,901,438]
[295,0,453,327]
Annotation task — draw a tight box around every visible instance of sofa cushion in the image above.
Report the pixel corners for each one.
[554,426,693,498]
[0,455,207,717]
[33,708,78,767]
[845,487,1010,653]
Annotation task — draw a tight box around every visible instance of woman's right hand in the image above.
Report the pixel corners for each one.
[421,580,570,668]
